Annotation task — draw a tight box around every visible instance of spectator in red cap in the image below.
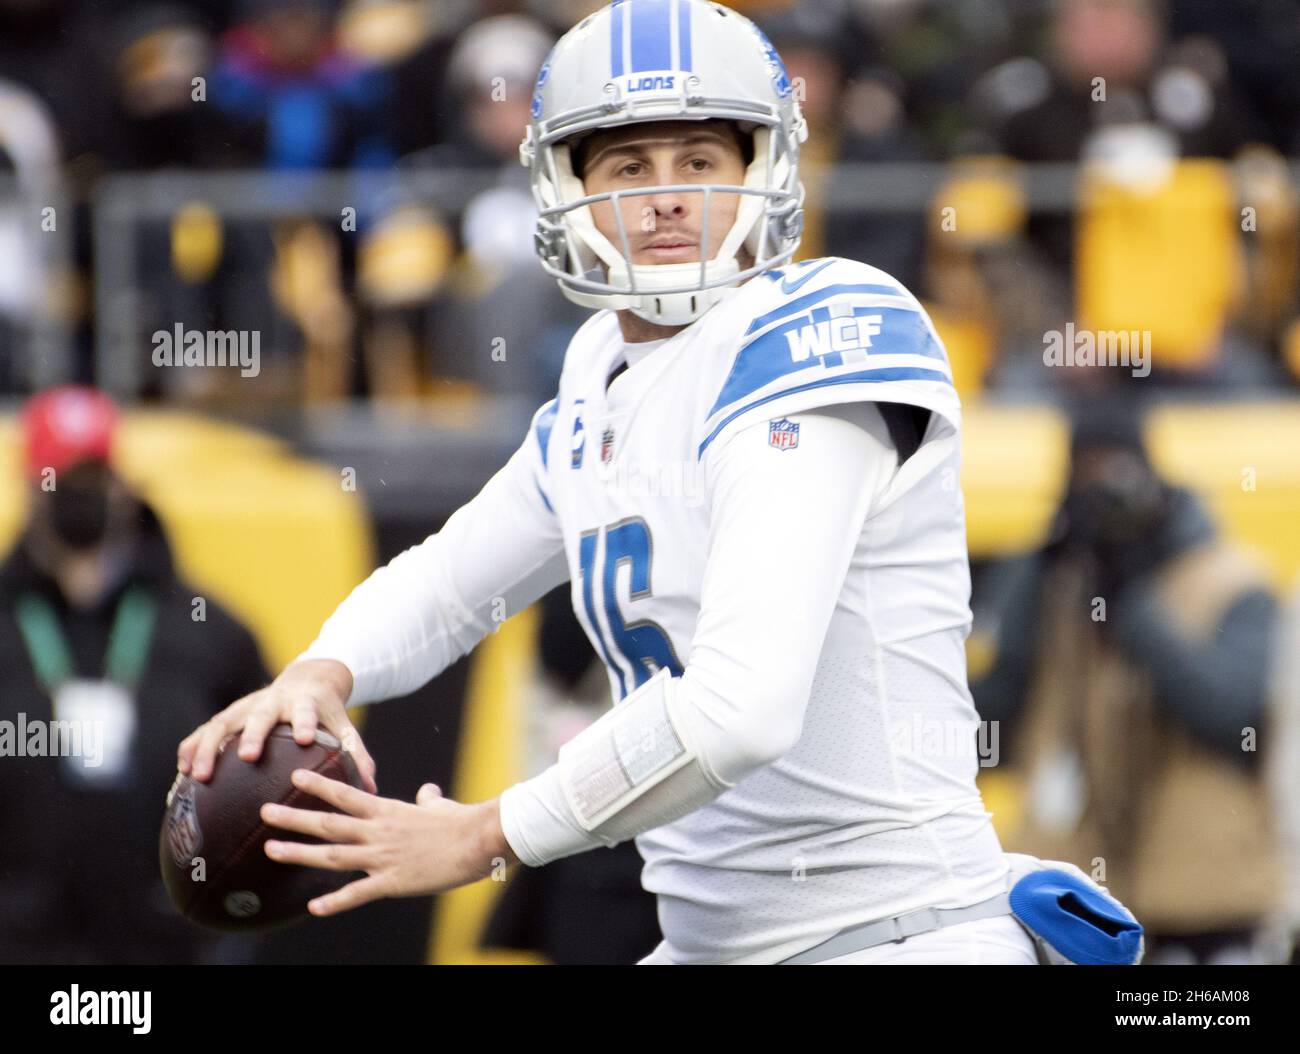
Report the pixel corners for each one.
[23,384,117,471]
[0,385,271,964]
[20,386,131,603]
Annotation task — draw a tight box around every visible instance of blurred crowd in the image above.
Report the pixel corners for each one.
[3,0,1300,404]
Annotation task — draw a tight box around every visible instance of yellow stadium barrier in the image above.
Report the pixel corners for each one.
[1077,158,1244,372]
[961,399,1300,586]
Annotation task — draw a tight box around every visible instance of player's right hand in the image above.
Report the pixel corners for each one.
[176,658,378,793]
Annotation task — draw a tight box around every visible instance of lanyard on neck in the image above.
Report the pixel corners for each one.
[14,585,157,695]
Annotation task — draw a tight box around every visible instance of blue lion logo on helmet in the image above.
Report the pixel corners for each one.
[531,60,552,120]
[752,26,792,98]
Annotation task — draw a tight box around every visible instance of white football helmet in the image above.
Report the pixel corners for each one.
[519,0,808,326]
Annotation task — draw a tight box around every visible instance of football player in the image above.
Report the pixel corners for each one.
[178,0,1041,964]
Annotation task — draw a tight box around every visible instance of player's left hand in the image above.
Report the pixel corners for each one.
[259,769,517,916]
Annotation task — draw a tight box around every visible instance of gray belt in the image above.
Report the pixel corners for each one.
[777,892,1013,965]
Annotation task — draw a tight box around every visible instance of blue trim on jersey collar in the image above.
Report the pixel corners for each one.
[697,367,953,459]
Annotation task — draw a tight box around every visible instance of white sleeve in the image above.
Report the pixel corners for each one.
[296,415,567,706]
[499,401,898,866]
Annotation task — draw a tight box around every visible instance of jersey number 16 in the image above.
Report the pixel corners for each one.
[578,517,684,700]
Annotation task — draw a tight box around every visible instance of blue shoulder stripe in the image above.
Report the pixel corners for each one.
[534,399,558,468]
[711,305,947,419]
[698,367,953,458]
[744,282,904,337]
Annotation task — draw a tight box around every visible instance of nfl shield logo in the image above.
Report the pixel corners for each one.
[166,778,203,866]
[769,417,799,450]
[600,426,615,464]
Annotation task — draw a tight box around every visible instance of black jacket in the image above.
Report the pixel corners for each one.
[0,498,269,964]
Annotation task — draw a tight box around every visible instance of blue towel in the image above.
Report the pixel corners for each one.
[1009,868,1144,965]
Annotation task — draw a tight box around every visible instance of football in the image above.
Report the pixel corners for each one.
[160,724,367,932]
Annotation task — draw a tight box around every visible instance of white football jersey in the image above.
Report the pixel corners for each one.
[527,255,1009,964]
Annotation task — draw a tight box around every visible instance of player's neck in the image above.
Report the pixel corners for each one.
[615,310,686,344]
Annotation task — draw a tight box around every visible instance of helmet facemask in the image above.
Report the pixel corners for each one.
[531,123,802,325]
[521,0,809,325]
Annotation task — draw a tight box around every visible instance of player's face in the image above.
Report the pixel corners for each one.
[578,121,748,267]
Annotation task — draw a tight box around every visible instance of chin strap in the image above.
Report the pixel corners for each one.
[614,256,742,325]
